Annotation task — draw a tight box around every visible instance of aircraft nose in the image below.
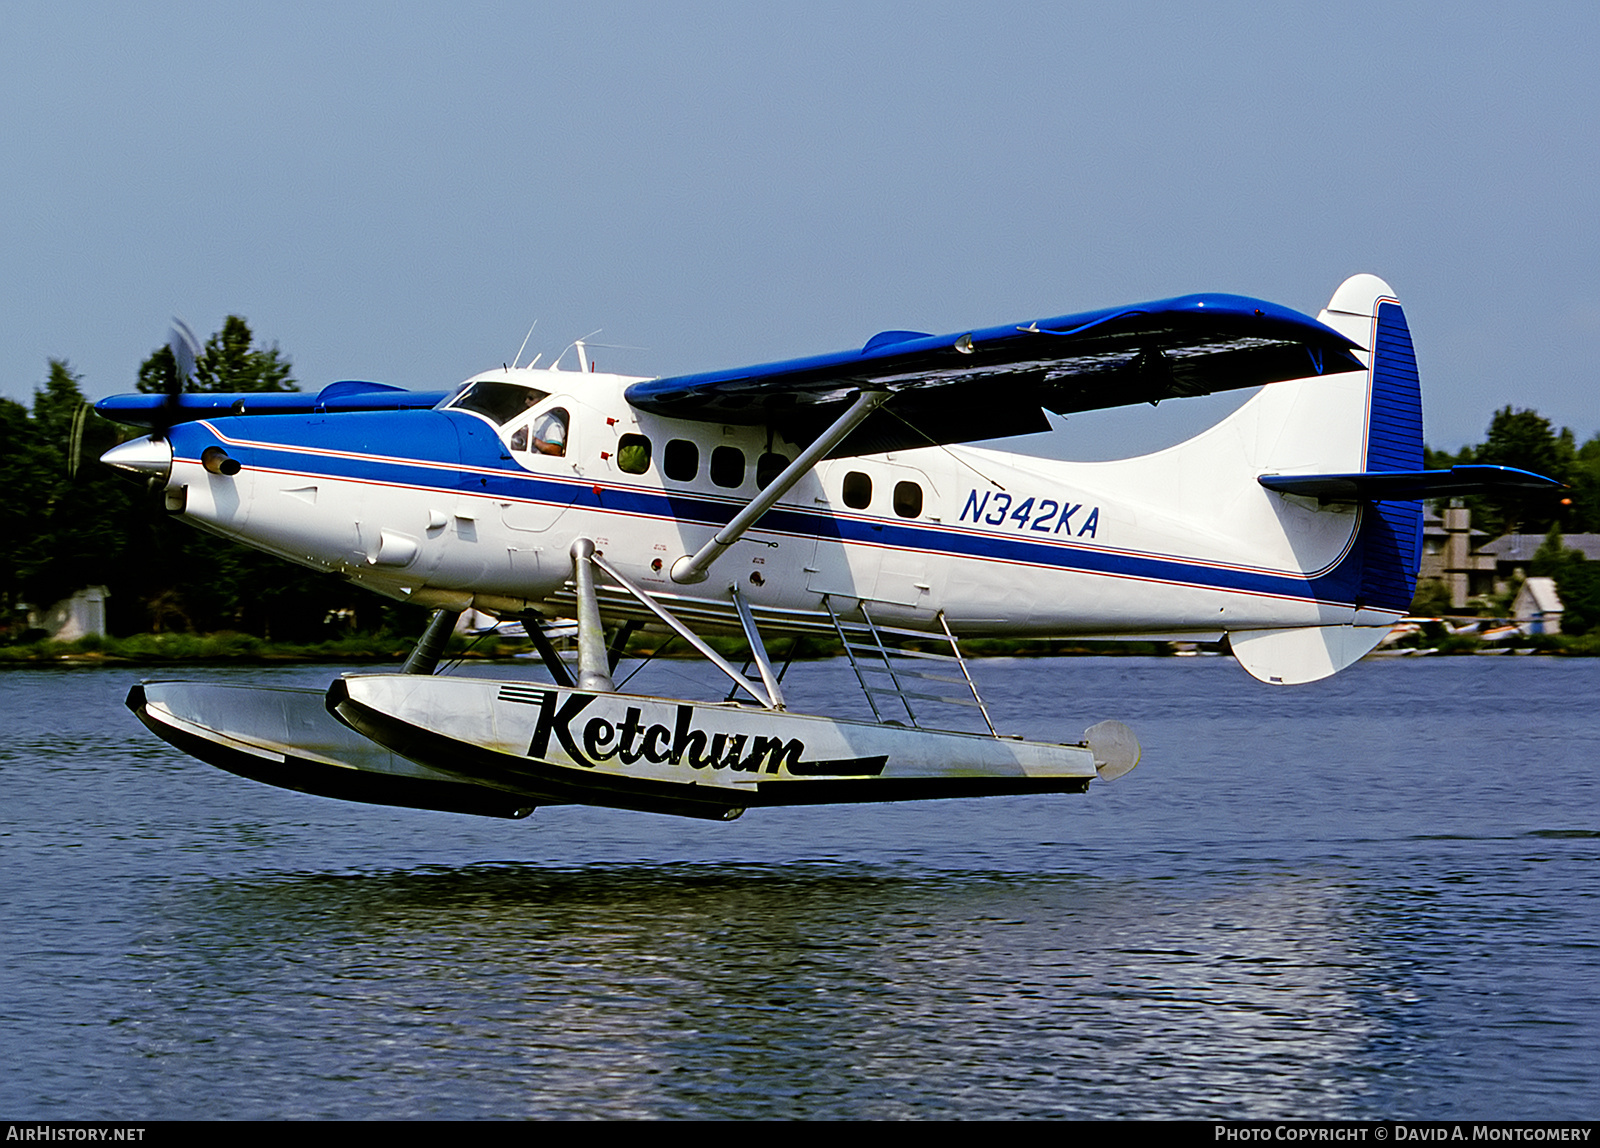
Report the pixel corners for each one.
[101,435,173,482]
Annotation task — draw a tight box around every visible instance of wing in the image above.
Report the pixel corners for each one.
[95,380,451,428]
[625,293,1366,456]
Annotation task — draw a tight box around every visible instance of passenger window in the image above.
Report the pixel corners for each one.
[531,408,568,457]
[617,434,651,475]
[843,471,872,509]
[510,426,528,452]
[664,439,699,481]
[893,480,923,518]
[756,452,789,489]
[710,446,745,488]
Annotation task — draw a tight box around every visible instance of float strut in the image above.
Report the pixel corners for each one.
[587,551,775,708]
[570,538,617,692]
[731,583,785,710]
[607,620,640,674]
[524,615,576,688]
[401,608,462,675]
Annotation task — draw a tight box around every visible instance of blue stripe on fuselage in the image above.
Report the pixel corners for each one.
[174,411,1368,609]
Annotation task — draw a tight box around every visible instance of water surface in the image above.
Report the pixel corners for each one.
[1,656,1594,1118]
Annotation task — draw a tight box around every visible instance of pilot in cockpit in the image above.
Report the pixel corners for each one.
[530,408,567,457]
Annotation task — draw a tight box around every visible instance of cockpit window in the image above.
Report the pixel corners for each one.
[445,381,548,425]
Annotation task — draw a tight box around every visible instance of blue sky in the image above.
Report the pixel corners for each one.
[4,2,1595,455]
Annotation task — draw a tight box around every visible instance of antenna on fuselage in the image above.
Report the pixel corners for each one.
[879,401,1008,492]
[511,320,538,370]
[551,329,603,372]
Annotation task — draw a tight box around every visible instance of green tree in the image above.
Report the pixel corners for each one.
[1423,443,1468,473]
[127,318,299,633]
[1459,407,1575,536]
[0,397,42,629]
[1566,432,1600,534]
[1530,528,1600,637]
[1,362,134,632]
[1,328,414,645]
[137,315,295,394]
[123,317,416,640]
[1478,407,1574,480]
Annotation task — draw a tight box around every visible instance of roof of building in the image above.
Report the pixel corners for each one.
[1421,508,1492,544]
[1479,533,1600,563]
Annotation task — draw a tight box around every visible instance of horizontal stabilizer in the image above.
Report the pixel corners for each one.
[95,381,450,427]
[1258,464,1563,502]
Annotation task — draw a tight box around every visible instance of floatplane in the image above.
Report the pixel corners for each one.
[97,274,1559,821]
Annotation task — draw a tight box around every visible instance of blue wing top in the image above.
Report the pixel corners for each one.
[95,293,1363,456]
[625,292,1365,455]
[95,380,451,428]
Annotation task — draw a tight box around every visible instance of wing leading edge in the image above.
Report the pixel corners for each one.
[625,293,1366,456]
[95,380,451,428]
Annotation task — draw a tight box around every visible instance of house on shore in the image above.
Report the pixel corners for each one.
[1477,531,1600,574]
[1415,503,1599,613]
[1512,577,1564,635]
[1419,506,1496,608]
[26,586,111,641]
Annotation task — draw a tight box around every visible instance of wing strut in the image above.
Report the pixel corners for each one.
[669,389,890,585]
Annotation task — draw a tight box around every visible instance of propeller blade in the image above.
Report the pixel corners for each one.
[152,316,203,441]
[169,318,201,387]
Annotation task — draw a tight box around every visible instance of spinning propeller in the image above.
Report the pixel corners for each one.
[154,317,202,441]
[99,318,202,484]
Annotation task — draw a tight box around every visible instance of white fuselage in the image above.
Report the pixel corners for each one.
[162,360,1383,644]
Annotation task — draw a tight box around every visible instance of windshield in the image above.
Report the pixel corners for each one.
[444,380,549,426]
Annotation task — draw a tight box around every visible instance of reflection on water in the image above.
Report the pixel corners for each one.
[120,863,1383,1120]
[0,658,1596,1118]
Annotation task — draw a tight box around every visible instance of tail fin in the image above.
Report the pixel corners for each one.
[1320,275,1426,616]
[1228,274,1425,684]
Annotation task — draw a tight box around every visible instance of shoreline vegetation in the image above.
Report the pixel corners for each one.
[4,627,1598,666]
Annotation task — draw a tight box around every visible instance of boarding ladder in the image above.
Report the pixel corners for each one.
[821,596,999,736]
